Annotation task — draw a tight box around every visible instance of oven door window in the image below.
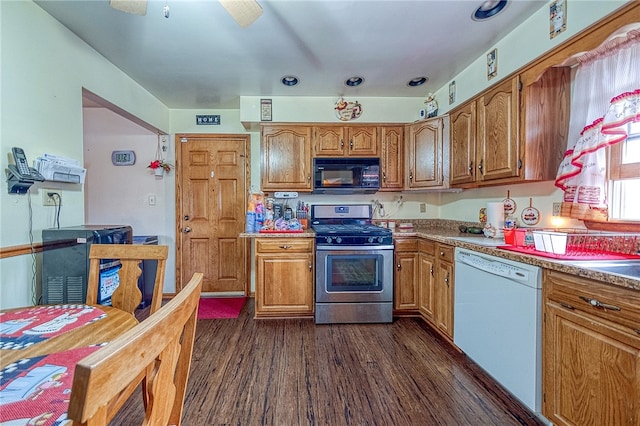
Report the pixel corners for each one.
[326,254,383,292]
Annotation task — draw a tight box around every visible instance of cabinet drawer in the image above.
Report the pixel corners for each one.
[394,238,418,252]
[256,239,313,253]
[436,244,454,263]
[418,239,436,255]
[545,269,640,332]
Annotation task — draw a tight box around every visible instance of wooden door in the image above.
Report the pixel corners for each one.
[261,125,312,191]
[313,126,346,156]
[476,76,520,182]
[177,134,249,294]
[407,118,444,188]
[450,101,477,186]
[418,252,435,320]
[347,126,379,156]
[435,260,454,338]
[379,125,404,191]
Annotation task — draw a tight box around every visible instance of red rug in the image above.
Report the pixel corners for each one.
[197,297,246,319]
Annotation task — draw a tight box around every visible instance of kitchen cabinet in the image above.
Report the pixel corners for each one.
[255,238,314,318]
[379,125,404,191]
[418,239,436,319]
[433,243,454,338]
[313,125,378,157]
[261,125,312,191]
[450,68,569,188]
[542,270,640,426]
[405,116,450,189]
[394,238,419,313]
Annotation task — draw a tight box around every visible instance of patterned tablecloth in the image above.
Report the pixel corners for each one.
[0,344,103,426]
[0,305,106,350]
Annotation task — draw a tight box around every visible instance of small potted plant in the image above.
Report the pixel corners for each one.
[148,159,172,176]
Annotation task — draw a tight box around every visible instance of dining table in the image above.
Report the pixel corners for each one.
[0,303,138,425]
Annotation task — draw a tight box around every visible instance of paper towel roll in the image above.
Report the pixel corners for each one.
[486,202,505,238]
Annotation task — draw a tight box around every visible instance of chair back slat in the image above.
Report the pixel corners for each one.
[87,244,168,314]
[68,272,203,426]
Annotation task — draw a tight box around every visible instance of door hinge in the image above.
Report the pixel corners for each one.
[518,159,522,169]
[180,137,188,143]
[518,81,523,91]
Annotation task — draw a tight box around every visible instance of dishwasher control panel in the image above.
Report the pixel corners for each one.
[455,248,541,287]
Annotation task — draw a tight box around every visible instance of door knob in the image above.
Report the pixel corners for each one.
[183,227,192,233]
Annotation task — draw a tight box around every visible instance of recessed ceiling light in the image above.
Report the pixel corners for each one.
[407,77,428,87]
[345,76,364,87]
[281,76,299,86]
[472,0,508,21]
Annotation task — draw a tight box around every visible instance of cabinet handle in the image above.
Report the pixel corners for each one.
[559,302,575,310]
[430,266,434,276]
[440,251,445,257]
[579,296,621,311]
[634,329,640,336]
[350,139,353,148]
[397,263,401,270]
[468,162,473,173]
[383,172,387,182]
[340,139,344,148]
[307,175,311,181]
[444,272,450,286]
[309,261,312,271]
[409,171,413,182]
[279,245,292,249]
[478,159,483,174]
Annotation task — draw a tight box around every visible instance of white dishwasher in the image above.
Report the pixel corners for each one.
[454,247,543,416]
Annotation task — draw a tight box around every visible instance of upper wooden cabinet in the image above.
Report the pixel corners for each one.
[313,125,379,157]
[379,125,404,191]
[450,69,569,188]
[405,116,450,190]
[261,125,312,192]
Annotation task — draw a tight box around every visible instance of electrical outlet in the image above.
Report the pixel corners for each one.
[552,202,562,216]
[420,203,427,213]
[42,190,59,206]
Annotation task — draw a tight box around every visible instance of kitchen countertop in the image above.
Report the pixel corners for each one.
[239,221,640,291]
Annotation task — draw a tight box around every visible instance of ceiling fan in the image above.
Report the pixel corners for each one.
[109,0,263,28]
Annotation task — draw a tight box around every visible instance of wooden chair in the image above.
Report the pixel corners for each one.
[68,272,203,426]
[87,244,169,315]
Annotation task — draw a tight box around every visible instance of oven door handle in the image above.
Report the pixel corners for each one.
[315,245,394,251]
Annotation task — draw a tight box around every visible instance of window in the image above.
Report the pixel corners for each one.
[609,120,640,220]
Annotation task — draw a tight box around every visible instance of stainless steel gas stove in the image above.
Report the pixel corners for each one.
[311,204,394,324]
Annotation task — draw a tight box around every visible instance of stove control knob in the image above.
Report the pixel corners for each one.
[325,236,332,244]
[377,236,384,244]
[336,237,342,244]
[368,236,375,243]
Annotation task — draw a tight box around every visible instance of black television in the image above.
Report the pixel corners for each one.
[41,225,133,304]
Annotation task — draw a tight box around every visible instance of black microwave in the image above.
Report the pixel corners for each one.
[313,157,380,194]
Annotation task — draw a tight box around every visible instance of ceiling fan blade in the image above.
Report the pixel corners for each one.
[219,0,263,28]
[109,0,148,16]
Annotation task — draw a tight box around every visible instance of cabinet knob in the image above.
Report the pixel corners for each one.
[182,227,192,234]
[444,272,450,286]
[279,245,292,249]
[430,266,434,276]
[409,171,413,182]
[396,263,401,270]
[478,159,484,174]
[184,215,190,221]
[468,162,473,173]
[383,173,387,182]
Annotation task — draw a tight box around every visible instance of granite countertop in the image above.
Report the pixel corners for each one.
[239,220,640,292]
[404,226,640,292]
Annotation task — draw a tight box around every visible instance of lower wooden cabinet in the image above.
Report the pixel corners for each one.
[394,238,419,312]
[543,270,640,426]
[433,244,454,338]
[418,239,436,319]
[254,238,314,318]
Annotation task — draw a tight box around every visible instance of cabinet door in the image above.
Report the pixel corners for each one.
[543,302,640,426]
[256,252,314,316]
[450,101,477,186]
[435,260,454,338]
[406,117,444,188]
[261,126,312,191]
[347,126,379,156]
[314,126,346,156]
[380,126,404,191]
[394,251,419,311]
[476,76,520,182]
[418,252,436,319]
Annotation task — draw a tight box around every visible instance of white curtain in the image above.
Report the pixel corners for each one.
[555,29,640,221]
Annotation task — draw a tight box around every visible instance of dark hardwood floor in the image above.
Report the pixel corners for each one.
[115,299,545,425]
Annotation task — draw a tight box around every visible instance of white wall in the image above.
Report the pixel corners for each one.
[1,1,169,309]
[83,108,177,293]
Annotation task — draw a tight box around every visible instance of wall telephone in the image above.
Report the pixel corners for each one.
[7,147,45,194]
